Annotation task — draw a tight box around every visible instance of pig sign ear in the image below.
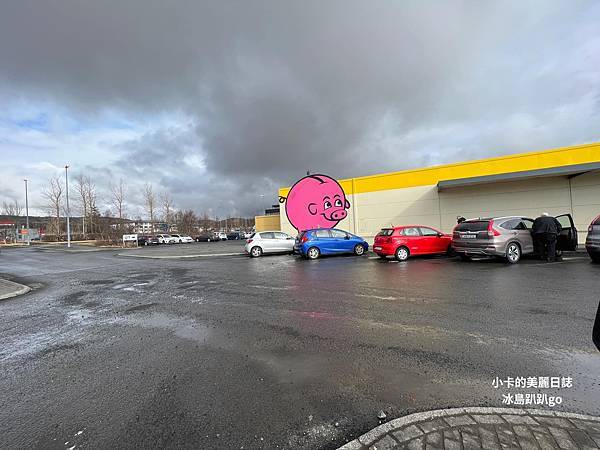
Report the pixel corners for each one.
[345,199,350,208]
[308,203,318,215]
[278,196,286,203]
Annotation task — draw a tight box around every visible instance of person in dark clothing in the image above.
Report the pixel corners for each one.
[532,212,562,261]
[456,216,466,224]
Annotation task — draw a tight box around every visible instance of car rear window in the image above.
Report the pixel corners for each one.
[455,221,489,232]
[377,229,394,236]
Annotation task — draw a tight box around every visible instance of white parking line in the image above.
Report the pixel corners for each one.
[117,252,244,259]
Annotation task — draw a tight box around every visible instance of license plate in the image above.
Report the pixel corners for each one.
[374,246,382,250]
[462,234,477,239]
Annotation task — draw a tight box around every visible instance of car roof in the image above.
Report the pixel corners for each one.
[304,228,349,232]
[381,225,437,229]
[463,216,530,221]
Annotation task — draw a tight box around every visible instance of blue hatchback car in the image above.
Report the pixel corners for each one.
[295,228,369,259]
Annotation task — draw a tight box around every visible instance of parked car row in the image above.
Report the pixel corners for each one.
[136,234,194,245]
[244,228,368,259]
[245,212,600,264]
[193,231,253,242]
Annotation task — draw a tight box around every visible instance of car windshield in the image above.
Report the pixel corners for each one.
[455,221,489,232]
[377,229,394,236]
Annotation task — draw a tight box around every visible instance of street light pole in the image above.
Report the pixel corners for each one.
[24,179,30,245]
[65,165,71,248]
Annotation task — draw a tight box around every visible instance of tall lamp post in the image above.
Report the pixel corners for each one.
[65,165,71,248]
[24,179,30,245]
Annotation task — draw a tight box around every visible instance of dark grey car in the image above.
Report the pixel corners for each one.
[585,214,600,263]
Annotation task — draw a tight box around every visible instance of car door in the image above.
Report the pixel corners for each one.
[418,227,441,254]
[555,213,578,251]
[329,229,352,253]
[517,218,535,254]
[312,229,333,253]
[401,227,422,254]
[273,232,293,252]
[259,232,277,253]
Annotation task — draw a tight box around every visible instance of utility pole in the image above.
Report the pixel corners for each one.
[65,165,71,248]
[24,179,30,245]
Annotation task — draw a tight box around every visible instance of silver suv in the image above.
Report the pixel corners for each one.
[452,214,577,264]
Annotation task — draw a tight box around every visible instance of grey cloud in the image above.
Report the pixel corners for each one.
[1,1,599,216]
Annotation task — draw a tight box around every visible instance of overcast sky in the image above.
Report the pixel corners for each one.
[1,1,599,218]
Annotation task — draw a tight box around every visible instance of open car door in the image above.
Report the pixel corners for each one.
[556,213,578,251]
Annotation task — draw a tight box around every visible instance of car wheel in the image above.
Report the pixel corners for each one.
[307,247,320,260]
[250,246,262,258]
[395,246,409,261]
[459,254,471,261]
[353,244,365,256]
[144,241,148,246]
[506,242,521,264]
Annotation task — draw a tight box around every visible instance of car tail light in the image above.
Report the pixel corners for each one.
[487,220,501,237]
[246,239,253,243]
[301,235,308,243]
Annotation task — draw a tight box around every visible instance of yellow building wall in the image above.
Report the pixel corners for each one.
[255,214,281,232]
[279,142,600,243]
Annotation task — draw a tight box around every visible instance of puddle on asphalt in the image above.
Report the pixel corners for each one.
[120,312,210,343]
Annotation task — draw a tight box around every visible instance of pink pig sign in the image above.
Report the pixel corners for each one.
[280,174,350,233]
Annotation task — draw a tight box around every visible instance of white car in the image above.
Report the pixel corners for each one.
[156,234,176,244]
[217,232,228,241]
[169,234,194,243]
[245,231,295,257]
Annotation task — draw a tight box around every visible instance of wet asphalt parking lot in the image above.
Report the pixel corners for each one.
[1,242,599,449]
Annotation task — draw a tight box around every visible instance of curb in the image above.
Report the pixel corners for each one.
[0,278,32,300]
[117,252,245,259]
[338,407,600,449]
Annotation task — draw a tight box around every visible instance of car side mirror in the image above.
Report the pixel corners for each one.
[345,235,350,240]
[437,232,443,237]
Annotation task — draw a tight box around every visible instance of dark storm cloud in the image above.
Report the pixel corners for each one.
[1,0,599,216]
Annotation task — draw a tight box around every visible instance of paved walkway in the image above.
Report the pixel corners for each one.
[339,407,600,450]
[0,278,31,300]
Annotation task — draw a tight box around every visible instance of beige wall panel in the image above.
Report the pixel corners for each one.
[570,171,600,241]
[439,177,571,233]
[255,214,281,232]
[353,186,441,240]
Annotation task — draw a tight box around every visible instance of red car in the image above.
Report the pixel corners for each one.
[373,225,452,261]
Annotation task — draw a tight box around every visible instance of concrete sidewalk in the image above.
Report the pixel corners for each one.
[0,278,31,300]
[339,407,600,449]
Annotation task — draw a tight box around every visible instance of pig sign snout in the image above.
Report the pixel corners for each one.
[330,209,347,220]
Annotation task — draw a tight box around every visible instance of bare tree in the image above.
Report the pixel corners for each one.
[42,176,63,237]
[75,175,97,237]
[161,192,174,229]
[2,200,22,216]
[175,209,198,236]
[143,183,156,234]
[110,179,127,228]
